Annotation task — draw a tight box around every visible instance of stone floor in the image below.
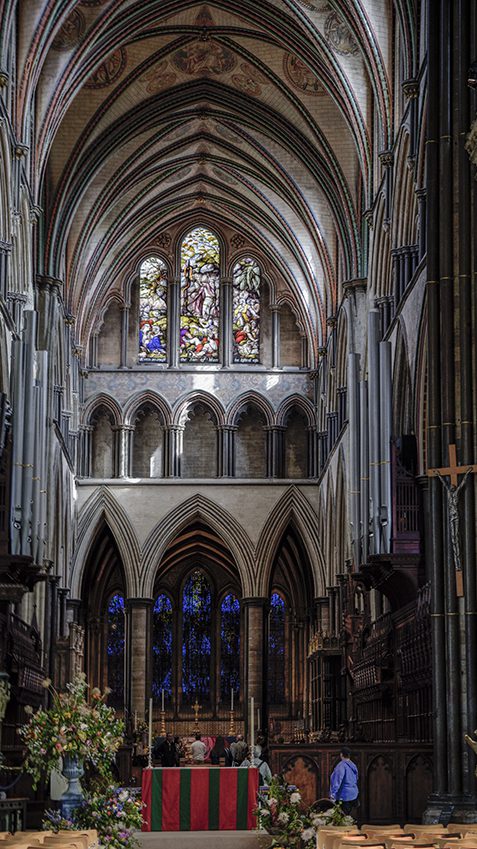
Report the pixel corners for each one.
[137,830,272,849]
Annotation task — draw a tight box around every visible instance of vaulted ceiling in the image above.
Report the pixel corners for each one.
[3,0,417,356]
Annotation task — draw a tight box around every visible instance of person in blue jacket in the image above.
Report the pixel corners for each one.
[329,747,359,815]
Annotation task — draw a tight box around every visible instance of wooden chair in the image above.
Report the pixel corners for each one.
[319,828,361,849]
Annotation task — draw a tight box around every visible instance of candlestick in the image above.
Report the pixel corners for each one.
[148,698,153,768]
[160,709,166,736]
[231,688,234,711]
[228,709,235,736]
[161,689,165,712]
[250,696,255,765]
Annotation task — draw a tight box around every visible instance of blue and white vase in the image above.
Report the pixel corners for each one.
[60,754,84,820]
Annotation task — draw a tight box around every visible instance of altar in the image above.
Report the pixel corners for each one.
[142,767,259,832]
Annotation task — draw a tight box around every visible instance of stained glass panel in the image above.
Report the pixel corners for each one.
[180,228,220,362]
[152,594,173,701]
[268,591,286,704]
[182,569,212,702]
[139,257,168,362]
[233,257,260,363]
[107,593,125,708]
[220,593,240,701]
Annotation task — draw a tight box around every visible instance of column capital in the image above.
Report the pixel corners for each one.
[221,276,233,286]
[217,423,238,432]
[270,303,281,313]
[379,149,394,168]
[402,78,419,99]
[125,597,154,611]
[36,274,63,291]
[0,239,12,254]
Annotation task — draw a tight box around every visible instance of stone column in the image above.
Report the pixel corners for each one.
[379,150,394,227]
[120,306,130,368]
[218,425,237,477]
[168,279,180,368]
[220,276,233,367]
[114,426,134,478]
[265,426,285,478]
[416,188,427,260]
[0,240,11,301]
[79,425,94,477]
[242,597,269,737]
[164,424,183,477]
[125,598,153,717]
[307,426,318,478]
[270,305,281,369]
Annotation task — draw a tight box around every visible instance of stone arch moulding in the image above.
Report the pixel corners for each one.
[276,393,316,428]
[173,390,226,428]
[82,392,123,427]
[226,390,275,428]
[255,486,325,597]
[123,390,172,427]
[140,494,256,599]
[71,486,141,598]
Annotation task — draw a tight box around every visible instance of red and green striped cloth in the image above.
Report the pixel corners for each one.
[142,767,259,831]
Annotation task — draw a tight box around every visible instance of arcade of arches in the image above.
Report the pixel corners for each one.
[1,0,477,827]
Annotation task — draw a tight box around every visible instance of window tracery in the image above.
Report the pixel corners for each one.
[220,593,241,701]
[180,228,220,362]
[268,591,286,704]
[139,257,168,362]
[106,593,125,708]
[152,593,173,702]
[233,257,261,363]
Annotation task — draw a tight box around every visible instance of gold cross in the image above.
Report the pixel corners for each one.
[427,443,477,486]
[192,699,201,720]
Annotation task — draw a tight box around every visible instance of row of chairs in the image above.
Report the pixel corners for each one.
[0,831,97,849]
[318,823,477,849]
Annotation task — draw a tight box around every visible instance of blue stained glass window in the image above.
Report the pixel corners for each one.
[180,228,220,362]
[220,593,240,701]
[233,257,260,363]
[139,257,168,362]
[268,591,286,704]
[182,570,212,702]
[152,594,173,701]
[107,593,125,708]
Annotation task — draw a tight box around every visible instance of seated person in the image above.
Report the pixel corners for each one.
[190,732,207,763]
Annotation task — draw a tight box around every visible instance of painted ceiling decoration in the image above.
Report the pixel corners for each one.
[0,0,416,364]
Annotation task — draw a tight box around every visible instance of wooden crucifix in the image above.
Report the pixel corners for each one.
[428,444,477,597]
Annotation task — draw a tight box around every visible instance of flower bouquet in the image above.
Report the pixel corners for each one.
[19,674,124,788]
[44,787,143,849]
[256,775,354,848]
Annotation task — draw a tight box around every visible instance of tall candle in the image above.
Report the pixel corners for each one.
[250,696,255,763]
[161,689,165,712]
[231,688,234,711]
[134,711,137,731]
[148,698,153,761]
[257,707,260,730]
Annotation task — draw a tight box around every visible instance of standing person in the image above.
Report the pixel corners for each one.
[240,746,272,786]
[210,735,226,764]
[190,732,207,763]
[158,732,177,767]
[329,747,359,815]
[173,735,184,766]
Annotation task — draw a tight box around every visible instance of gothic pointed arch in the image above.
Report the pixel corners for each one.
[255,486,325,597]
[140,494,255,598]
[71,487,141,598]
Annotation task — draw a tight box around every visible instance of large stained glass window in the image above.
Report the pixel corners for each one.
[152,594,173,702]
[233,257,261,363]
[268,591,286,704]
[139,257,168,362]
[107,593,125,708]
[220,593,240,702]
[182,570,212,702]
[180,228,220,362]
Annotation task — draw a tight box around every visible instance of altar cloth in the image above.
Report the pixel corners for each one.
[141,767,259,831]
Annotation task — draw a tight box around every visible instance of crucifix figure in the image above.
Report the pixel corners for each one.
[428,444,477,582]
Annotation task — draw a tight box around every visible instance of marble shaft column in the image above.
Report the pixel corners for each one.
[164,425,183,477]
[426,0,447,804]
[271,305,281,369]
[459,0,477,802]
[378,342,392,553]
[117,426,134,478]
[220,277,233,367]
[367,310,381,554]
[266,426,285,478]
[168,279,180,369]
[120,306,130,368]
[0,240,11,301]
[20,310,37,555]
[347,353,360,567]
[125,598,153,717]
[359,380,369,565]
[218,425,236,477]
[242,597,268,738]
